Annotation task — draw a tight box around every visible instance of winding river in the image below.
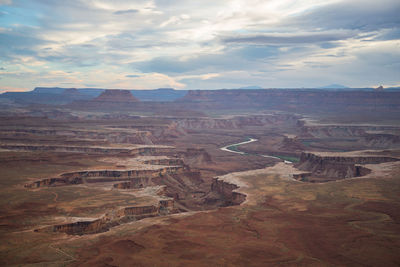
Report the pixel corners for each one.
[220,137,292,163]
[220,137,258,155]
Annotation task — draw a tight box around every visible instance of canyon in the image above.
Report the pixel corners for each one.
[0,88,400,266]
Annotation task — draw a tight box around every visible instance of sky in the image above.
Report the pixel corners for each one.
[0,0,399,92]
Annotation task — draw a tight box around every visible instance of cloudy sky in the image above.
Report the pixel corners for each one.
[0,0,399,91]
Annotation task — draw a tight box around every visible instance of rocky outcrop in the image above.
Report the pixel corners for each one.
[53,219,107,235]
[92,89,139,102]
[299,125,367,138]
[297,124,400,149]
[123,205,159,217]
[1,143,173,155]
[159,199,174,209]
[0,128,156,145]
[181,148,213,166]
[292,172,312,181]
[51,199,174,235]
[26,177,83,188]
[0,144,131,154]
[142,158,184,166]
[61,167,183,179]
[130,146,174,156]
[25,166,183,188]
[113,177,153,189]
[174,114,299,130]
[362,134,400,149]
[295,152,398,180]
[205,178,246,206]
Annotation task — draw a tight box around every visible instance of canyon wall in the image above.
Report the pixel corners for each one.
[51,199,174,235]
[174,114,299,130]
[207,178,246,206]
[0,144,173,155]
[295,152,398,179]
[113,177,153,189]
[0,144,131,154]
[297,123,400,149]
[25,166,183,188]
[0,128,156,145]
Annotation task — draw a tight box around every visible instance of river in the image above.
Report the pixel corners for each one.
[220,137,293,163]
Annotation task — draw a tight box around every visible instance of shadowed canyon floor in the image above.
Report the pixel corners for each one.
[0,89,400,266]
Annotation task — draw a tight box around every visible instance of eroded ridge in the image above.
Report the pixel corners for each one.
[204,178,246,206]
[40,199,175,235]
[295,151,400,182]
[2,144,173,155]
[25,166,184,188]
[24,150,248,235]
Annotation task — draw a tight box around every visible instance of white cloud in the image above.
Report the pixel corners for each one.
[0,0,399,89]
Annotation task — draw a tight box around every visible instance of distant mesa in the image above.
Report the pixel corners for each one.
[318,84,349,89]
[239,85,263,90]
[33,87,67,94]
[375,85,384,91]
[92,89,139,102]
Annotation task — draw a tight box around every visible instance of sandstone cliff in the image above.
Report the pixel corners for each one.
[205,178,246,206]
[50,199,174,235]
[295,152,398,181]
[25,166,184,188]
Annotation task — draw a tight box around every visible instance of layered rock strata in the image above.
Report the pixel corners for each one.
[51,199,174,235]
[205,178,246,206]
[295,152,399,180]
[0,144,172,154]
[25,166,183,188]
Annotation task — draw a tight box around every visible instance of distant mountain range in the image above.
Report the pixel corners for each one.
[238,86,264,90]
[318,84,349,89]
[237,84,351,90]
[1,86,399,106]
[0,87,189,104]
[32,87,188,101]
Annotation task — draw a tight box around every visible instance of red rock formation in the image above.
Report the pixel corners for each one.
[53,219,107,235]
[124,205,158,216]
[159,199,174,210]
[130,147,174,156]
[174,114,299,130]
[26,177,83,188]
[113,177,153,189]
[92,89,139,102]
[51,199,174,235]
[296,152,398,180]
[206,178,246,206]
[143,158,184,166]
[182,148,213,166]
[292,172,312,181]
[0,144,132,154]
[26,166,184,188]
